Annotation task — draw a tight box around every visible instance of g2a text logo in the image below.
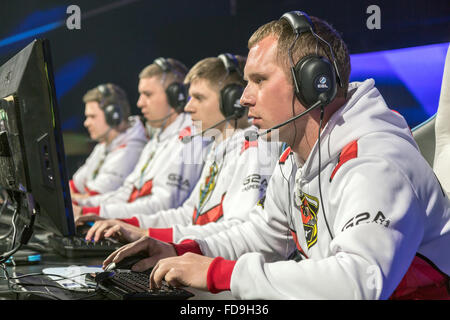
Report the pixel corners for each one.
[167,173,190,191]
[341,211,390,232]
[242,174,268,192]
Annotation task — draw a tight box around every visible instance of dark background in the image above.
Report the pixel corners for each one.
[0,0,449,174]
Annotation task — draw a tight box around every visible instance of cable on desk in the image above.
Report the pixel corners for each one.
[0,264,99,298]
[10,272,95,290]
[0,203,17,242]
[0,190,13,240]
[0,199,37,265]
[0,188,9,218]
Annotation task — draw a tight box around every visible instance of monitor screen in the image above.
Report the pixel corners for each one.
[0,39,75,237]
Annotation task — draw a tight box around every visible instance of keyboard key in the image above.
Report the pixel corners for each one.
[96,271,194,300]
[48,235,123,258]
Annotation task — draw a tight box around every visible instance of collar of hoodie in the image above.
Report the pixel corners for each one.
[297,78,413,181]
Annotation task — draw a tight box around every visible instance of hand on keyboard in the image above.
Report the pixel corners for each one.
[85,219,147,244]
[102,236,177,273]
[149,252,213,291]
[75,214,104,227]
[96,270,194,300]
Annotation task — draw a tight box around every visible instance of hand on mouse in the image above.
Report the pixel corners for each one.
[103,236,177,272]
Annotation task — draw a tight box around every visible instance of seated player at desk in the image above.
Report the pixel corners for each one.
[79,54,282,244]
[103,12,450,300]
[73,58,210,223]
[70,83,147,202]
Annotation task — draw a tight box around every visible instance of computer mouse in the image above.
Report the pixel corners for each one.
[104,253,148,271]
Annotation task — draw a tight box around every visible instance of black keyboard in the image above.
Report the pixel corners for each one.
[48,235,123,258]
[95,270,194,300]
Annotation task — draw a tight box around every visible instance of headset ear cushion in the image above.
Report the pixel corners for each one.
[220,83,245,119]
[166,82,188,112]
[104,104,123,127]
[294,55,337,107]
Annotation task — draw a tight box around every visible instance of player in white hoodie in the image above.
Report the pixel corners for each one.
[70,83,147,200]
[103,12,450,300]
[73,58,210,223]
[82,54,282,244]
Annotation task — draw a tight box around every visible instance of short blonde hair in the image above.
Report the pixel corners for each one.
[139,58,188,87]
[248,16,350,98]
[184,55,246,91]
[82,83,130,119]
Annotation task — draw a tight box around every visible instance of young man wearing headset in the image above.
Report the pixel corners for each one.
[73,58,210,224]
[79,54,282,244]
[103,13,450,299]
[70,83,148,201]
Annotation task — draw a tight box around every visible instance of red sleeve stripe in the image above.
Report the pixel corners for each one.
[330,140,358,182]
[279,147,292,164]
[84,187,100,196]
[207,256,236,294]
[69,180,80,194]
[240,139,258,154]
[178,126,192,140]
[148,228,173,243]
[82,206,100,216]
[171,239,202,256]
[120,217,140,227]
[113,143,127,151]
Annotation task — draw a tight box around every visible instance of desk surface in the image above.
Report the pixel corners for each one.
[0,228,234,300]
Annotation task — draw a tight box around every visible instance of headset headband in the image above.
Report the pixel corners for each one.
[153,57,172,73]
[280,11,342,88]
[218,53,242,77]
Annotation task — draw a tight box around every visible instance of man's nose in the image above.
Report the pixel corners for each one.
[240,85,255,108]
[183,98,195,113]
[137,95,144,108]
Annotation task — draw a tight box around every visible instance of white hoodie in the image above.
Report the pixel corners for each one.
[71,116,147,195]
[191,79,450,299]
[122,126,283,243]
[78,113,211,219]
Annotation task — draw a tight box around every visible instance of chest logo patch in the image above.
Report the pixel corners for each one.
[294,190,319,249]
[198,162,219,211]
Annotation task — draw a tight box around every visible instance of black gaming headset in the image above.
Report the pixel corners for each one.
[280,11,341,241]
[280,11,342,108]
[217,53,246,119]
[97,84,124,128]
[153,57,188,113]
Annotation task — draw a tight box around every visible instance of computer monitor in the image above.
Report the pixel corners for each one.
[0,39,75,240]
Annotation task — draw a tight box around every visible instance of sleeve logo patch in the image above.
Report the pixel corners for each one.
[242,174,268,192]
[341,211,391,232]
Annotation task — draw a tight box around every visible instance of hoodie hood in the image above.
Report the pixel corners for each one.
[106,115,148,152]
[301,79,417,178]
[157,112,191,142]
